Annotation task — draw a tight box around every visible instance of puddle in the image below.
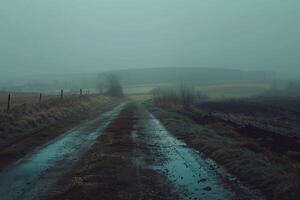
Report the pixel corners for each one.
[0,102,127,200]
[133,108,264,200]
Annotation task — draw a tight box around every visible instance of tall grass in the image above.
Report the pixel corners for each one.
[0,95,105,149]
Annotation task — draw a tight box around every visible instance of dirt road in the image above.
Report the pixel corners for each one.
[44,103,263,200]
[0,102,127,200]
[0,102,264,200]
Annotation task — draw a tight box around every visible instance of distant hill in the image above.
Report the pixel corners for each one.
[1,67,274,92]
[99,67,274,86]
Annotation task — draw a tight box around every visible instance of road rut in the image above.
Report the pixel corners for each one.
[132,105,264,200]
[0,102,264,200]
[0,102,127,200]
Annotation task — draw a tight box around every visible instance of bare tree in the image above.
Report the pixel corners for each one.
[106,74,123,97]
[151,84,208,107]
[179,83,195,107]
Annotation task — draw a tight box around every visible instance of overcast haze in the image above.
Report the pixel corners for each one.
[1,0,300,78]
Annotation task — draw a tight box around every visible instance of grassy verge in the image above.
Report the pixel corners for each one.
[43,104,174,200]
[0,96,121,171]
[146,102,300,200]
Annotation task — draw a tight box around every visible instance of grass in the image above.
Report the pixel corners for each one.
[125,80,272,101]
[0,95,121,171]
[146,102,300,200]
[123,83,167,95]
[128,94,152,102]
[0,90,93,112]
[196,80,272,99]
[0,91,63,111]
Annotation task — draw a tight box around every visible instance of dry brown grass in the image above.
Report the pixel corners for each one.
[0,92,58,110]
[147,103,300,200]
[0,95,120,170]
[128,94,152,103]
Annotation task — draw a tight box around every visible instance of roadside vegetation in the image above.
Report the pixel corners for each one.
[0,91,56,109]
[146,84,300,200]
[0,73,126,171]
[0,94,121,171]
[151,84,208,108]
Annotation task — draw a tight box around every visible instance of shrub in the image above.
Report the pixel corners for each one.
[151,84,208,107]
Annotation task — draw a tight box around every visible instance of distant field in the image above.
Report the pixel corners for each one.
[123,83,166,95]
[125,80,272,100]
[1,80,272,108]
[196,81,272,99]
[128,94,152,102]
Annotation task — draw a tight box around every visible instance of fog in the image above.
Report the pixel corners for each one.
[1,0,300,79]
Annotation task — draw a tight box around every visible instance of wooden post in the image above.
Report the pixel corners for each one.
[39,93,42,107]
[60,89,63,100]
[7,93,11,113]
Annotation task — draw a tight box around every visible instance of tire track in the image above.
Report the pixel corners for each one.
[132,105,264,200]
[0,102,128,200]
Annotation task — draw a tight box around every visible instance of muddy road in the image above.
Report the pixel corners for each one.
[0,102,128,200]
[132,105,263,200]
[0,102,263,200]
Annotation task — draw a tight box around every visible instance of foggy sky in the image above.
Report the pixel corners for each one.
[1,0,300,78]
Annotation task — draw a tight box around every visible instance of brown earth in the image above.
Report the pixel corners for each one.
[195,99,300,161]
[42,103,175,200]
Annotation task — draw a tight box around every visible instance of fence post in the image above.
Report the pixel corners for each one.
[7,93,11,113]
[60,89,63,100]
[39,93,42,107]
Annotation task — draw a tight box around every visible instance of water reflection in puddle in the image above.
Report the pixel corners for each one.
[0,102,127,200]
[133,109,263,200]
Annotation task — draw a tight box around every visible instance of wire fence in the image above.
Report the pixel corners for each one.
[0,89,93,113]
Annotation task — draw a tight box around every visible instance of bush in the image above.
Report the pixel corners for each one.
[151,84,208,107]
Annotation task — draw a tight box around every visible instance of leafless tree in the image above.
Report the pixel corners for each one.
[106,74,123,97]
